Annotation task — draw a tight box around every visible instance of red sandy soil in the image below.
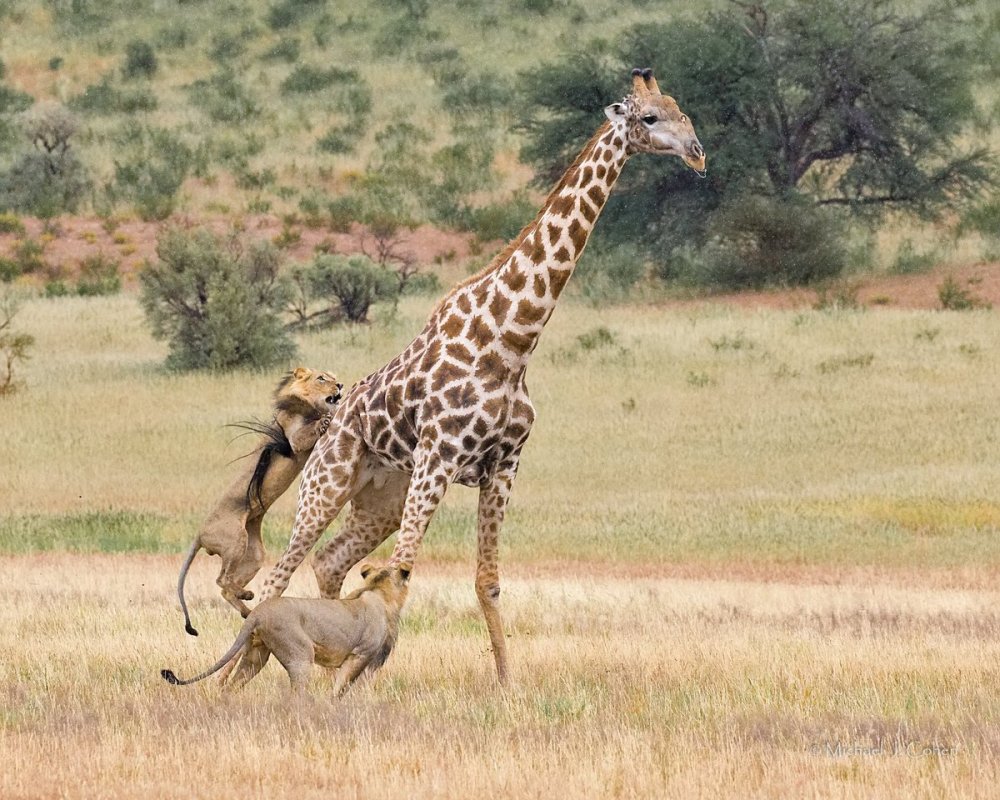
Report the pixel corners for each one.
[2,213,998,310]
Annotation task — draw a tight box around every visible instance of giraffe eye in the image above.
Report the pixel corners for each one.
[641,115,657,125]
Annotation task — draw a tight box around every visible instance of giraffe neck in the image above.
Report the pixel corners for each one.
[440,121,630,366]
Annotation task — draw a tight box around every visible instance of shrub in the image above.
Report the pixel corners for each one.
[209,31,246,62]
[891,240,938,275]
[44,280,70,297]
[938,275,991,311]
[336,83,373,117]
[14,238,46,274]
[71,76,158,115]
[123,40,157,80]
[465,195,535,241]
[307,254,399,323]
[400,271,441,296]
[187,70,259,123]
[140,228,296,371]
[280,64,358,94]
[327,195,363,232]
[574,243,647,304]
[0,257,19,282]
[0,291,33,396]
[262,36,300,62]
[110,126,193,220]
[76,254,121,296]
[266,0,324,30]
[0,212,25,235]
[316,125,358,155]
[666,196,846,290]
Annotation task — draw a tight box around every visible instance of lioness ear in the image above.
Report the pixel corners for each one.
[360,565,373,579]
[293,366,308,379]
[399,567,411,583]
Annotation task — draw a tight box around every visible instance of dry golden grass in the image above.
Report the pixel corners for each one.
[3,554,999,799]
[2,293,1000,796]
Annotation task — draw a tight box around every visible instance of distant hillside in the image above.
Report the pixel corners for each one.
[0,0,684,221]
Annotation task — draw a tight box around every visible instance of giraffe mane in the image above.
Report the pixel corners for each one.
[429,120,614,317]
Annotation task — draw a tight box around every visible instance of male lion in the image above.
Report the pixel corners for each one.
[176,367,343,636]
[162,565,410,695]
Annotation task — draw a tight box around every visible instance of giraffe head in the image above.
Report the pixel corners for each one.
[605,68,706,176]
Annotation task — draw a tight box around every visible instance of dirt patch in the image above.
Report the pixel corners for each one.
[661,261,1000,312]
[2,214,997,310]
[0,214,491,286]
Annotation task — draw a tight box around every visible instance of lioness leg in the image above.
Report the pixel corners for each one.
[226,642,271,690]
[312,471,408,598]
[332,653,372,696]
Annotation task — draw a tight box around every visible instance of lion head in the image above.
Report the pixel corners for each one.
[274,366,343,419]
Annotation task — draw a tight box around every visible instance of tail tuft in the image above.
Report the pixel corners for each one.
[161,669,181,685]
[185,623,199,637]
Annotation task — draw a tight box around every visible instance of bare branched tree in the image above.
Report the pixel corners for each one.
[0,293,34,397]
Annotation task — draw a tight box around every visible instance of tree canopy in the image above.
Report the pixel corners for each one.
[518,0,994,284]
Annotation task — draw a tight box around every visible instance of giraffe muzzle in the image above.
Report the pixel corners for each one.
[684,141,707,177]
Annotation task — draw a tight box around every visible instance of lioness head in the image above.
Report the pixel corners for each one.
[274,366,343,417]
[356,563,411,609]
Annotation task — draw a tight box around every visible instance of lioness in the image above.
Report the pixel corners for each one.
[177,367,343,635]
[162,565,409,695]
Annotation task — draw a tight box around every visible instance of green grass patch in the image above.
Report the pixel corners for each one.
[0,511,176,554]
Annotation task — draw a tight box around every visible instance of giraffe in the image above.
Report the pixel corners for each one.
[255,69,705,685]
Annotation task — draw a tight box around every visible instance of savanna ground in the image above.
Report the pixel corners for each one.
[2,292,1000,798]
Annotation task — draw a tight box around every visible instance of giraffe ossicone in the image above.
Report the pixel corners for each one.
[253,69,705,686]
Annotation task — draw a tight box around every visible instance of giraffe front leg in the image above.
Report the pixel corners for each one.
[476,462,519,687]
[256,427,364,604]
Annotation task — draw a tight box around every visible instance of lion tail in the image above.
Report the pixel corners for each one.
[177,538,202,637]
[161,618,259,687]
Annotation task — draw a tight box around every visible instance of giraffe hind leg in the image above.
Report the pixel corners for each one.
[312,469,408,598]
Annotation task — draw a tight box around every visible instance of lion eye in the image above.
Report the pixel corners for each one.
[317,376,327,382]
[641,115,657,125]
[680,114,688,122]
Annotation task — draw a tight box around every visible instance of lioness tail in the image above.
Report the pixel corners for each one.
[161,618,258,686]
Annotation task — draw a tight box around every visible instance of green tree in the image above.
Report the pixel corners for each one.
[519,0,994,286]
[0,102,90,217]
[139,229,296,371]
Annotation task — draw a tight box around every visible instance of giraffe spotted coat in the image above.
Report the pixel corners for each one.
[252,69,706,685]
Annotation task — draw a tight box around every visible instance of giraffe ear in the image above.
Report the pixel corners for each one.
[604,103,626,123]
